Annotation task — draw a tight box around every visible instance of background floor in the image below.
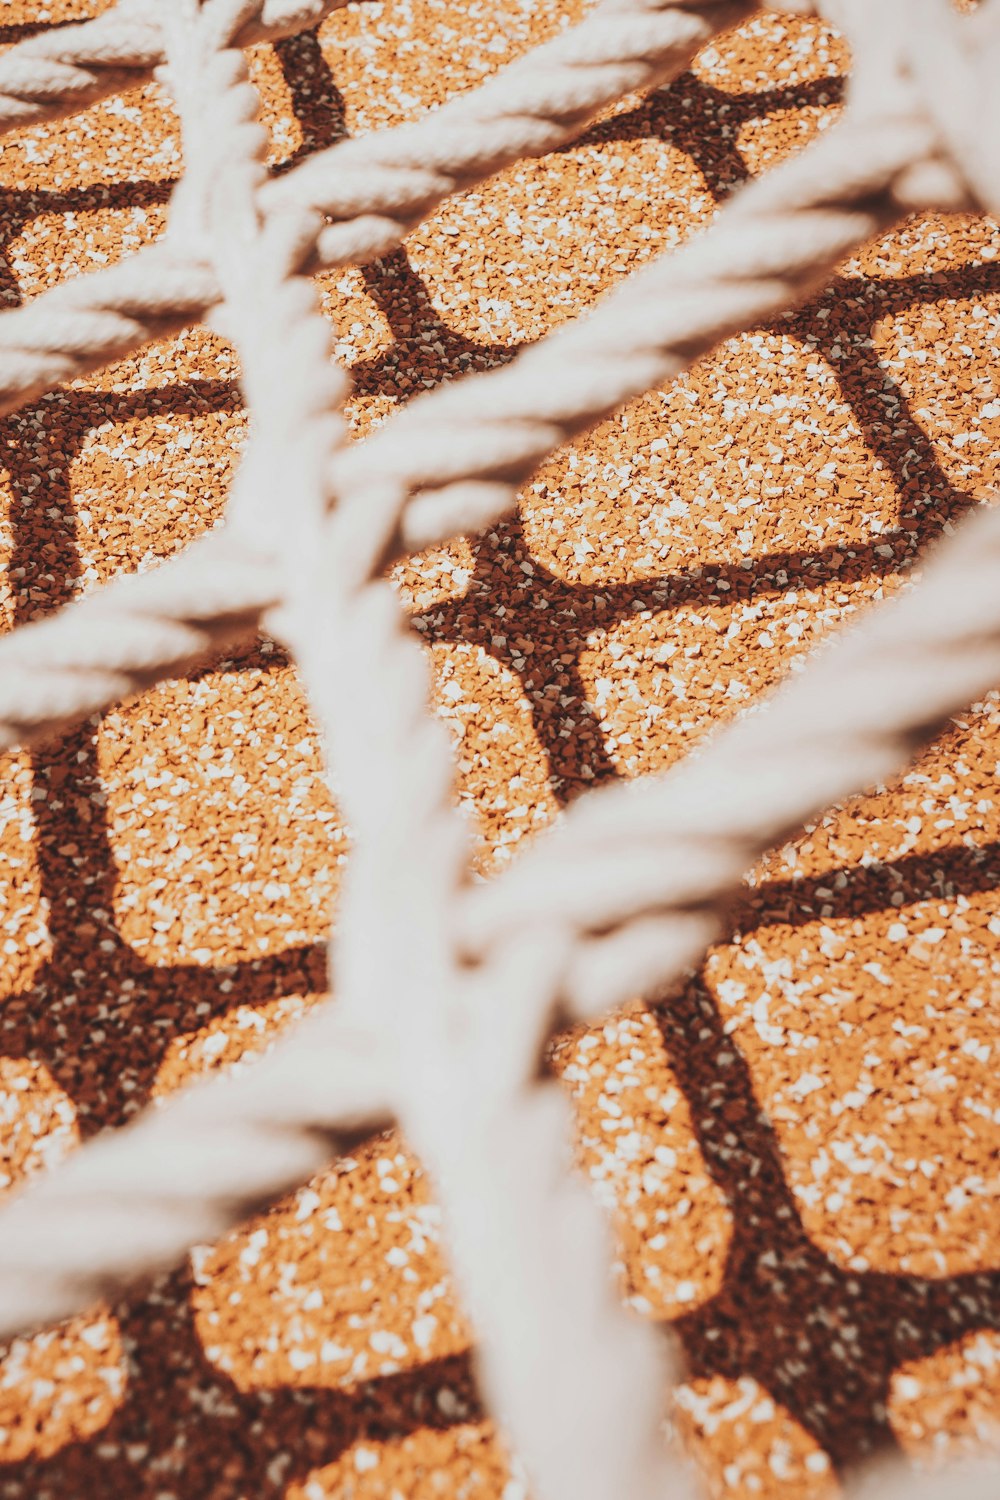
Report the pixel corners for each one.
[0,2,997,1495]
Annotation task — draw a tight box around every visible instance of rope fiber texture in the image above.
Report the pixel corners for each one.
[0,0,348,133]
[0,1,997,1496]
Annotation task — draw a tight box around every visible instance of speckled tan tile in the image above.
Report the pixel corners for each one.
[0,2,996,1497]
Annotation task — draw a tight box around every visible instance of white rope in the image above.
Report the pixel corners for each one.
[463,502,1000,1015]
[0,0,346,134]
[0,10,980,749]
[0,1006,390,1335]
[0,0,751,417]
[165,12,688,1492]
[0,1,996,1495]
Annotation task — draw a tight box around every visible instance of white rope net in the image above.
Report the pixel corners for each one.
[0,0,997,1495]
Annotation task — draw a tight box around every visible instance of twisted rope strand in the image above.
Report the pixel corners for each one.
[0,0,346,135]
[165,9,691,1490]
[272,0,755,266]
[289,547,688,1498]
[0,1,997,1494]
[0,0,381,1345]
[0,530,279,746]
[0,40,967,752]
[463,501,1000,1017]
[0,0,753,418]
[0,1005,391,1337]
[291,400,690,1500]
[344,113,934,555]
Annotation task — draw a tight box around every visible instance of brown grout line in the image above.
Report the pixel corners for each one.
[658,973,1000,1477]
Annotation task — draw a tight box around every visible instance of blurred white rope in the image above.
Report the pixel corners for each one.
[0,0,346,135]
[462,501,1000,1017]
[0,0,750,417]
[0,0,992,747]
[0,1005,391,1336]
[0,1,997,1496]
[169,10,689,1493]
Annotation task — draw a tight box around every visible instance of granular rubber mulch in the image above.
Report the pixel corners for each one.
[0,2,997,1497]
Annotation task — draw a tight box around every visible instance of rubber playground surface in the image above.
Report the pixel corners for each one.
[0,2,997,1495]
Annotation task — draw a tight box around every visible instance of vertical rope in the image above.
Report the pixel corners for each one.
[0,2,996,1495]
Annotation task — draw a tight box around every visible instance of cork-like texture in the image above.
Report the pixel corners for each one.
[0,2,997,1496]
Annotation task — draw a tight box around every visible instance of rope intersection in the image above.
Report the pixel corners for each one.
[0,1,997,1495]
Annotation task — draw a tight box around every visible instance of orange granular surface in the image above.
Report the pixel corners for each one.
[0,2,998,1496]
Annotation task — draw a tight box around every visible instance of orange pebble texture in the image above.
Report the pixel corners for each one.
[0,2,997,1498]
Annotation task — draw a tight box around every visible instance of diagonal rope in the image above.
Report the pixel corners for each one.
[0,0,346,134]
[0,0,748,417]
[0,24,977,751]
[2,489,1000,1359]
[0,1,996,1495]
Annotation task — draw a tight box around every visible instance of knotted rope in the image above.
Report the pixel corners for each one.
[0,0,750,417]
[0,0,346,133]
[0,1,996,1496]
[0,0,992,747]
